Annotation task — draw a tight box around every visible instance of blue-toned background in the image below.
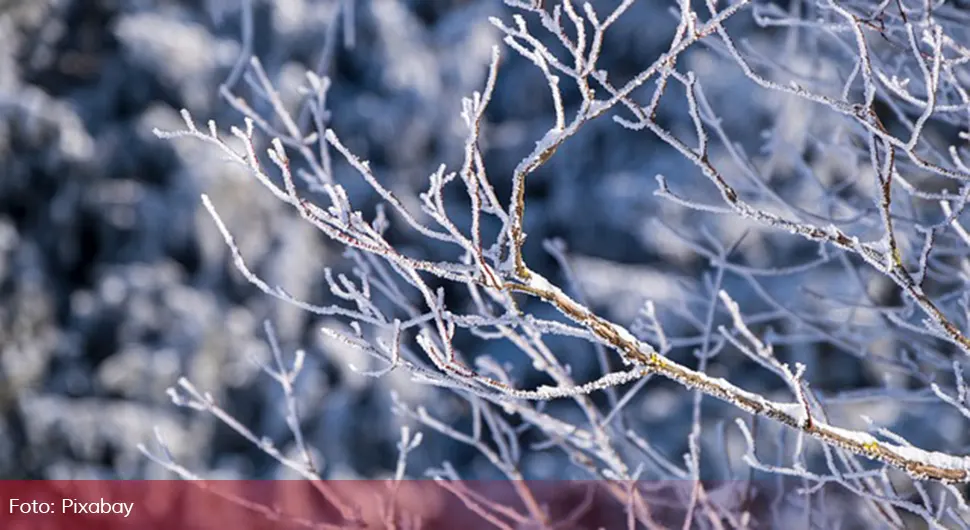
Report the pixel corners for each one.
[1,0,964,496]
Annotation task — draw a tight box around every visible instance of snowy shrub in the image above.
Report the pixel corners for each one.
[134,0,970,527]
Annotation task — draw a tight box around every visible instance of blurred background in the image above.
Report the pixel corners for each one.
[1,0,966,494]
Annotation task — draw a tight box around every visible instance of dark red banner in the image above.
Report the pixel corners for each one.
[0,479,775,529]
